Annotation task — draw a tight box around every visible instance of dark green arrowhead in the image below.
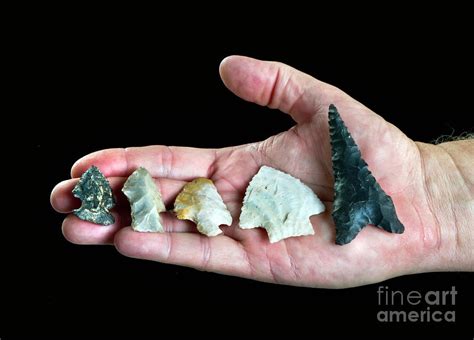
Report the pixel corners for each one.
[72,165,115,225]
[328,104,404,245]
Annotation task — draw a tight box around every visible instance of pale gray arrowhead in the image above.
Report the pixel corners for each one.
[122,167,166,232]
[239,166,325,243]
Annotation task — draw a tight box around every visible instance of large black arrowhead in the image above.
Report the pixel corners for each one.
[328,104,404,245]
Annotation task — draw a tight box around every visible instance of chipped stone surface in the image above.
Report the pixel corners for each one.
[174,178,232,236]
[239,166,325,243]
[329,104,404,245]
[72,165,115,225]
[122,167,166,232]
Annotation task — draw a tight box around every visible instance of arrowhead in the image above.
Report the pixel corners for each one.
[72,165,115,225]
[328,105,404,245]
[239,166,325,243]
[174,178,232,237]
[122,167,166,232]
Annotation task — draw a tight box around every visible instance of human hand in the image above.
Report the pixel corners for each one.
[51,56,473,288]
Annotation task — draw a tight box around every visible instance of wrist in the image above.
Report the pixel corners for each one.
[416,140,474,272]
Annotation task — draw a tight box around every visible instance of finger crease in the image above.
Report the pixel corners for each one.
[267,67,281,107]
[164,233,173,262]
[283,241,300,281]
[123,147,131,175]
[264,246,279,284]
[200,236,212,271]
[240,243,255,278]
[163,146,175,178]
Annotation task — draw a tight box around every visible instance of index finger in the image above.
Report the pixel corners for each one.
[71,145,217,180]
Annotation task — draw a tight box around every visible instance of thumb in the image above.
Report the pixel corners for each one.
[219,55,338,123]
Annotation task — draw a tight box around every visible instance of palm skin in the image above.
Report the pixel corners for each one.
[51,56,442,288]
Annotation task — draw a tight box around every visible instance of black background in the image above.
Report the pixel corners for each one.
[4,7,474,339]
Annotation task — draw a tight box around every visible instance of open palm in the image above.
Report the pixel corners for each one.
[51,56,437,288]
